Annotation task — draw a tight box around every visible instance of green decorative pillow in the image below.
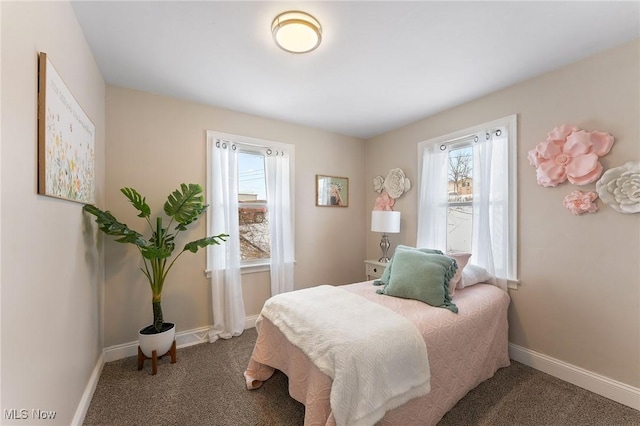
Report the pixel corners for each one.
[373,245,444,287]
[377,248,458,313]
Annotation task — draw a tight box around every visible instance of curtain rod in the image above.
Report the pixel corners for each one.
[215,138,288,156]
[442,127,504,145]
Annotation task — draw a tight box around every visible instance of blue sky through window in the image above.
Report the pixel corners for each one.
[238,152,266,200]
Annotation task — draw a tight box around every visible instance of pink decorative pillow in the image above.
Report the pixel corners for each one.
[446,252,471,296]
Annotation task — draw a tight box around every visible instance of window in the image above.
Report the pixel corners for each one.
[447,145,473,253]
[416,115,518,289]
[238,151,270,262]
[206,131,295,278]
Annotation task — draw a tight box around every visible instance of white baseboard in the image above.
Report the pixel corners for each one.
[509,343,640,411]
[104,319,259,363]
[103,326,211,362]
[71,352,105,426]
[245,314,258,329]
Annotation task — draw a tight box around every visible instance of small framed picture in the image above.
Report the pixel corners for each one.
[316,175,348,207]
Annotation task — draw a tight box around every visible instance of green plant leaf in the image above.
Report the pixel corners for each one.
[84,184,227,330]
[150,223,176,255]
[183,234,228,253]
[120,187,151,218]
[83,204,148,247]
[164,183,208,226]
[141,245,172,260]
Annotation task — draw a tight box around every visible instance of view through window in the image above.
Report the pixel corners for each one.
[447,145,473,252]
[238,151,270,262]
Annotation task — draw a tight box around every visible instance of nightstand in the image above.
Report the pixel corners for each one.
[364,259,388,280]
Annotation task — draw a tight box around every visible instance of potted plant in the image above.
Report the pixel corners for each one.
[84,183,227,362]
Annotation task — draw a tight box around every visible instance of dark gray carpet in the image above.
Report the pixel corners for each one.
[84,328,640,425]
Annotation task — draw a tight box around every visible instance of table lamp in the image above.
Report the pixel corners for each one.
[371,211,401,262]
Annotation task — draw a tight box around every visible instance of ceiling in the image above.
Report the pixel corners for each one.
[71,1,640,139]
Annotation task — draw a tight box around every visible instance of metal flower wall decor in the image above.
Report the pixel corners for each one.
[373,168,411,211]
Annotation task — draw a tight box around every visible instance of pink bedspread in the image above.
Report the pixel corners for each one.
[244,281,510,426]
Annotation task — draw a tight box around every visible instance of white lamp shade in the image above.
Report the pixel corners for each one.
[371,211,401,233]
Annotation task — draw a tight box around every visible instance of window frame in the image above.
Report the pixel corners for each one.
[417,114,519,288]
[206,131,295,275]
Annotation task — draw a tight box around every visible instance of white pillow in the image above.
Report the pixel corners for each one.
[458,264,493,288]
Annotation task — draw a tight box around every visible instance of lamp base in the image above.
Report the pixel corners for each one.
[379,233,391,263]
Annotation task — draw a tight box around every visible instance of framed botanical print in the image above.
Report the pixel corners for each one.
[38,52,96,204]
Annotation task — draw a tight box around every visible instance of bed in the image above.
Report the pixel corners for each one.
[244,279,510,426]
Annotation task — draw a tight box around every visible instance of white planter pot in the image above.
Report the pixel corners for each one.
[138,322,175,358]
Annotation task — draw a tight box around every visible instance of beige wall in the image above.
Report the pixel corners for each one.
[104,86,366,347]
[1,1,106,424]
[1,1,636,418]
[366,40,640,388]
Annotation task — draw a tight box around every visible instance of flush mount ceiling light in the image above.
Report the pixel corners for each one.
[271,11,322,54]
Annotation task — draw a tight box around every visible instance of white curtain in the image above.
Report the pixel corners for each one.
[472,129,509,291]
[208,139,246,342]
[416,143,449,251]
[265,149,295,295]
[416,127,511,291]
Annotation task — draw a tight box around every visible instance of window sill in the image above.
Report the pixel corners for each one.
[204,262,270,278]
[204,260,298,278]
[507,279,520,290]
[240,262,271,275]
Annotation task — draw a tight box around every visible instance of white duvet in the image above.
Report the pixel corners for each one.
[258,285,430,426]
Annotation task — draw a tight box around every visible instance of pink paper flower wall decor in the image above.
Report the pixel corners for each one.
[373,192,395,211]
[563,190,599,215]
[528,125,614,187]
